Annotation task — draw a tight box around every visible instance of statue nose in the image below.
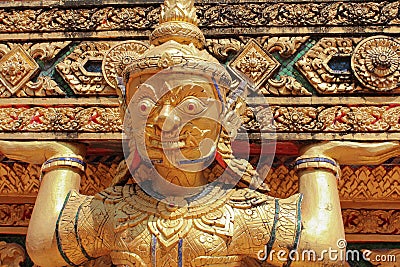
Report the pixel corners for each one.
[156,104,180,132]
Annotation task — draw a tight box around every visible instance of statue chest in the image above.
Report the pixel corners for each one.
[111,202,237,266]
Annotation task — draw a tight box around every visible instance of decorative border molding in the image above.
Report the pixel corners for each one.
[0,2,398,37]
[0,99,399,140]
[343,209,400,235]
[0,161,117,196]
[1,162,399,202]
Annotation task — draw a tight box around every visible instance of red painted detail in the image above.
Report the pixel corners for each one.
[215,151,228,169]
[89,111,101,124]
[371,113,382,125]
[333,112,346,124]
[30,113,43,124]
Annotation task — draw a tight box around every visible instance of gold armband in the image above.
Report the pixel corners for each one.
[294,156,341,178]
[41,156,86,174]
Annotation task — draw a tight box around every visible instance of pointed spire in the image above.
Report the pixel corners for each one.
[150,0,205,49]
[160,0,199,25]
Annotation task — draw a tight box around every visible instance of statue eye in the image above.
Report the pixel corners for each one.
[137,98,155,116]
[177,97,207,115]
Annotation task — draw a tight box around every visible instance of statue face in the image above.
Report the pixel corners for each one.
[127,73,224,175]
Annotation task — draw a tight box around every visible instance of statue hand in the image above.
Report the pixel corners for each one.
[0,141,86,164]
[300,141,400,165]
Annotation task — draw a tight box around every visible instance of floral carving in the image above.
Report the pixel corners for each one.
[0,106,121,132]
[0,204,32,227]
[263,36,310,59]
[0,2,396,34]
[229,40,280,92]
[0,241,25,267]
[343,209,400,234]
[296,38,357,94]
[0,45,39,94]
[56,42,117,95]
[260,76,311,96]
[242,104,400,133]
[352,36,400,91]
[102,41,149,89]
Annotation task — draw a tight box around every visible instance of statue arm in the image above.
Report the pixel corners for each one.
[294,141,400,266]
[0,141,86,267]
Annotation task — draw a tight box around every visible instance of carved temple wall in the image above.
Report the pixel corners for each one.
[0,0,399,266]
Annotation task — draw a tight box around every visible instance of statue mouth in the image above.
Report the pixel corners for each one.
[147,134,198,150]
[151,139,186,150]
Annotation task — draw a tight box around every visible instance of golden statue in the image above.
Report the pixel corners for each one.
[0,1,400,266]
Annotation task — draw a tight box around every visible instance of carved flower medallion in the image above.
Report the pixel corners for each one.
[352,36,400,91]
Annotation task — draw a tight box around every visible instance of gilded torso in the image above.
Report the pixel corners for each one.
[56,184,302,267]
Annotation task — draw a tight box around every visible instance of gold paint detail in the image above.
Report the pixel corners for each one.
[264,164,400,202]
[0,45,39,95]
[0,204,33,227]
[0,106,121,132]
[150,0,205,48]
[102,41,149,90]
[260,76,312,96]
[352,36,400,91]
[0,161,116,196]
[54,184,302,266]
[0,241,26,267]
[296,38,356,94]
[56,42,118,95]
[244,105,400,133]
[342,209,400,234]
[229,39,280,91]
[0,104,398,134]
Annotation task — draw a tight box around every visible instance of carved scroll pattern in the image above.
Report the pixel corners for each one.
[343,209,400,234]
[264,165,400,201]
[0,241,25,267]
[0,2,399,33]
[0,162,117,195]
[243,105,400,133]
[0,106,121,132]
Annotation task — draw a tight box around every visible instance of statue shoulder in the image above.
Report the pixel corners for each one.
[94,185,126,204]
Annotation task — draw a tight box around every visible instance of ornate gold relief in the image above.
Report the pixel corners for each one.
[264,165,400,201]
[0,103,399,134]
[343,209,400,234]
[339,165,400,200]
[352,36,400,91]
[0,42,68,97]
[102,41,149,90]
[244,105,400,133]
[0,204,32,227]
[229,39,280,92]
[0,161,116,196]
[259,76,312,96]
[58,41,148,95]
[0,106,121,132]
[0,241,25,267]
[57,42,117,95]
[0,2,399,34]
[0,45,39,95]
[296,38,357,94]
[263,36,310,59]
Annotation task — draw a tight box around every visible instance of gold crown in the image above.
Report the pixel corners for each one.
[123,0,231,99]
